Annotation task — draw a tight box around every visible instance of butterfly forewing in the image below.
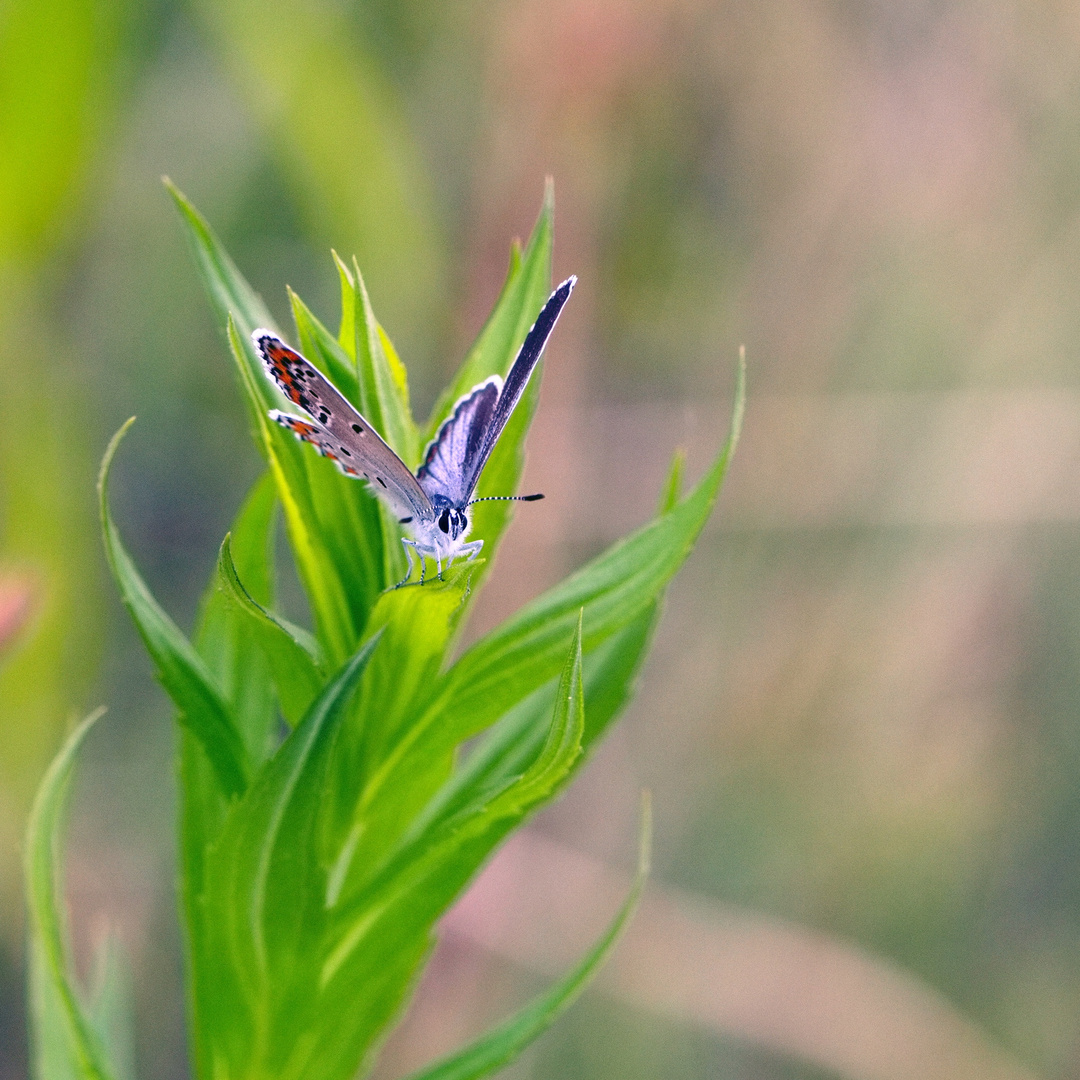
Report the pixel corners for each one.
[254,330,433,522]
[459,275,576,501]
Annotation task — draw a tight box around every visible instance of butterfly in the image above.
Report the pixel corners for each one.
[253,275,575,586]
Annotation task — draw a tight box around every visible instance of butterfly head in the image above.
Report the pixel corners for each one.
[432,498,469,542]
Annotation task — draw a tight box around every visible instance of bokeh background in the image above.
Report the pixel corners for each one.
[3,1,1080,1078]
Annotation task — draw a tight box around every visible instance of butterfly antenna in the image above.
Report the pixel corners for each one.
[467,493,544,507]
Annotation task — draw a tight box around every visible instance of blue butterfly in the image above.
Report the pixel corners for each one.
[254,276,575,585]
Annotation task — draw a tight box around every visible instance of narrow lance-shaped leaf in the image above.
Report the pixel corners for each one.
[401,796,652,1080]
[289,286,360,404]
[323,614,587,989]
[83,936,136,1080]
[164,179,278,439]
[199,631,383,1077]
[164,179,276,340]
[380,450,683,872]
[195,470,278,760]
[169,181,365,662]
[99,420,248,797]
[349,356,744,874]
[216,534,324,728]
[407,605,659,852]
[270,619,589,1080]
[343,255,417,583]
[342,254,417,466]
[26,709,116,1080]
[324,568,473,902]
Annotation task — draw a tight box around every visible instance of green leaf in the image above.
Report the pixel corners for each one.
[195,471,279,760]
[352,354,744,864]
[25,708,117,1080]
[197,631,383,1077]
[182,472,305,1080]
[324,568,474,899]
[168,181,350,653]
[169,183,363,646]
[164,178,276,339]
[401,797,652,1080]
[289,286,361,403]
[284,621,588,1080]
[99,420,248,797]
[338,253,418,466]
[408,605,659,850]
[324,615,587,987]
[216,534,324,728]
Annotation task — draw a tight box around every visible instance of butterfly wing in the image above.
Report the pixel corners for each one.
[456,276,575,502]
[254,330,434,522]
[416,377,501,507]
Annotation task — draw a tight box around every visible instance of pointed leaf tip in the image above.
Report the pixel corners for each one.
[398,766,649,1080]
[97,418,136,497]
[99,419,249,797]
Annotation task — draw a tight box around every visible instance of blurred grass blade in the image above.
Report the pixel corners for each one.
[188,0,447,364]
[26,709,117,1080]
[0,0,124,262]
[85,936,136,1080]
[99,420,248,797]
[0,0,126,926]
[658,447,685,514]
[401,798,651,1080]
[216,534,324,727]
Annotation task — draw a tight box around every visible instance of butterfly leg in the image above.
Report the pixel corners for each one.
[461,540,483,562]
[395,538,417,589]
[436,554,444,582]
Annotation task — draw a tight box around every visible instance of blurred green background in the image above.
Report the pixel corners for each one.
[4,1,1080,1078]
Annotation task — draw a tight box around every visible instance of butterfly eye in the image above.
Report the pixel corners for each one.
[438,509,451,534]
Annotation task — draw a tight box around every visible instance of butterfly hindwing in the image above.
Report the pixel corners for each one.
[417,378,501,507]
[254,330,433,522]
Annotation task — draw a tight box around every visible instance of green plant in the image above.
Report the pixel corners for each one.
[24,181,743,1080]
